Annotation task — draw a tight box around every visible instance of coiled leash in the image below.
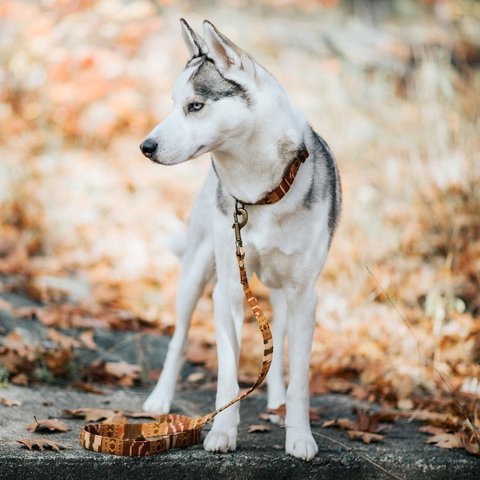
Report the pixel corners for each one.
[80,148,308,456]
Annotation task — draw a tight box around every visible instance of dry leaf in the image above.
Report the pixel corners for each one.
[17,438,66,452]
[73,382,105,395]
[462,432,480,456]
[355,410,392,434]
[186,372,206,383]
[408,410,460,429]
[79,330,97,350]
[63,408,118,422]
[0,397,21,407]
[104,361,141,379]
[26,418,70,433]
[247,424,271,433]
[322,417,355,430]
[418,425,448,436]
[426,432,464,449]
[11,373,28,385]
[102,414,127,424]
[347,430,384,444]
[47,328,81,349]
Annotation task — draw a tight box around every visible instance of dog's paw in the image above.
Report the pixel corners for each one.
[286,430,318,461]
[142,391,172,413]
[203,428,237,453]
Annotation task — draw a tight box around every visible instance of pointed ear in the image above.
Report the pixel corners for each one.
[202,20,244,71]
[180,18,205,59]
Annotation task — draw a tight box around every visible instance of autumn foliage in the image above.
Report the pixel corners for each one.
[0,0,479,457]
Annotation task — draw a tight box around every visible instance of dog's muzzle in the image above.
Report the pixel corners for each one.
[139,138,158,159]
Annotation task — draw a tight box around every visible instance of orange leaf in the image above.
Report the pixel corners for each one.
[247,424,271,433]
[26,418,70,433]
[426,432,463,449]
[17,438,66,452]
[347,430,384,444]
[0,396,21,407]
[63,408,118,423]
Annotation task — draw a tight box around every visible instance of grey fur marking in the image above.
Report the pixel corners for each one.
[212,158,230,215]
[190,57,251,106]
[302,127,341,240]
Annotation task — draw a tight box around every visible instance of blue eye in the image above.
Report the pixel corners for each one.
[188,102,204,113]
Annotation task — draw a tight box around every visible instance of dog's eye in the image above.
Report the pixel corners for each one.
[188,102,205,113]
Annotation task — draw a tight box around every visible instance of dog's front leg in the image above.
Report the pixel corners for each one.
[203,274,244,453]
[285,287,319,461]
[143,240,214,413]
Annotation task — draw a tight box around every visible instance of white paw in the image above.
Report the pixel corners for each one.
[142,390,172,413]
[286,430,318,461]
[203,428,237,453]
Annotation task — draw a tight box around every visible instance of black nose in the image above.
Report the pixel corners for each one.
[140,139,158,157]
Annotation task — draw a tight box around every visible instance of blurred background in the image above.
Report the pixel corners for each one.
[0,0,479,409]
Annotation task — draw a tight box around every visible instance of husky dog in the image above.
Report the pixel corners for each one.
[139,19,341,461]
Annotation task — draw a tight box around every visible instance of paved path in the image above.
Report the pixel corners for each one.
[0,384,478,480]
[0,290,478,479]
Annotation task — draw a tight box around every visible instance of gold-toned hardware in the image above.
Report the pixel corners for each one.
[232,200,248,259]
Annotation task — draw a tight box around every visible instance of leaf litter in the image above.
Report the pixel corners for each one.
[0,0,479,461]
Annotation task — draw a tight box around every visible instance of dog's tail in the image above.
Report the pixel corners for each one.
[166,230,188,258]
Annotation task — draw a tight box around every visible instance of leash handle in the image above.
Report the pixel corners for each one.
[80,203,273,456]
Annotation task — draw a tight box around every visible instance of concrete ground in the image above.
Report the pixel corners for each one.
[1,385,479,479]
[0,291,479,479]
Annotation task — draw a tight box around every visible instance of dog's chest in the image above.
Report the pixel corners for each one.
[242,210,309,288]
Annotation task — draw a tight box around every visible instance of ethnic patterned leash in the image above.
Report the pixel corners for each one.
[80,148,308,456]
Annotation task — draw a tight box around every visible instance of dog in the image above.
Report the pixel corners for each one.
[139,19,341,461]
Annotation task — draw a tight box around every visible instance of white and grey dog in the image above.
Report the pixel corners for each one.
[139,19,341,461]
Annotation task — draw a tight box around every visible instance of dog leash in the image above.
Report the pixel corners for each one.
[80,148,308,456]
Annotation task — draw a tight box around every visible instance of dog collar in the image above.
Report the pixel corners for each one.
[234,147,309,206]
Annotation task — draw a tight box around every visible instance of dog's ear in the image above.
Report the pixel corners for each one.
[203,20,255,75]
[180,18,205,58]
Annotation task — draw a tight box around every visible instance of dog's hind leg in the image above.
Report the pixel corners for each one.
[284,286,319,461]
[267,288,287,417]
[143,238,214,412]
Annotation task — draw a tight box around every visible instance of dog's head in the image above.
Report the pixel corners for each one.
[140,19,263,165]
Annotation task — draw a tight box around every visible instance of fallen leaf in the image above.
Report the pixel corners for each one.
[102,414,127,424]
[11,373,28,385]
[247,424,271,433]
[322,417,355,430]
[17,438,66,452]
[462,432,480,456]
[63,408,118,422]
[0,397,21,407]
[418,425,448,436]
[79,330,97,350]
[355,410,392,434]
[104,361,141,379]
[321,419,337,428]
[26,418,70,433]
[261,404,321,423]
[47,328,81,349]
[408,410,459,429]
[73,382,105,395]
[426,432,463,449]
[347,430,384,444]
[186,372,206,383]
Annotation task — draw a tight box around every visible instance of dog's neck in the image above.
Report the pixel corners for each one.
[211,92,308,204]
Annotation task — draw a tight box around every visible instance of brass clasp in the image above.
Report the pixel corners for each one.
[232,201,248,258]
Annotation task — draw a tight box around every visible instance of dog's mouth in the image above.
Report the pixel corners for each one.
[191,145,207,158]
[147,145,207,166]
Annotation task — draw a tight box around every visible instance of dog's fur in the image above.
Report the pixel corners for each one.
[140,19,341,461]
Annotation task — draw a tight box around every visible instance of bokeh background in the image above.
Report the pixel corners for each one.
[0,0,479,413]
